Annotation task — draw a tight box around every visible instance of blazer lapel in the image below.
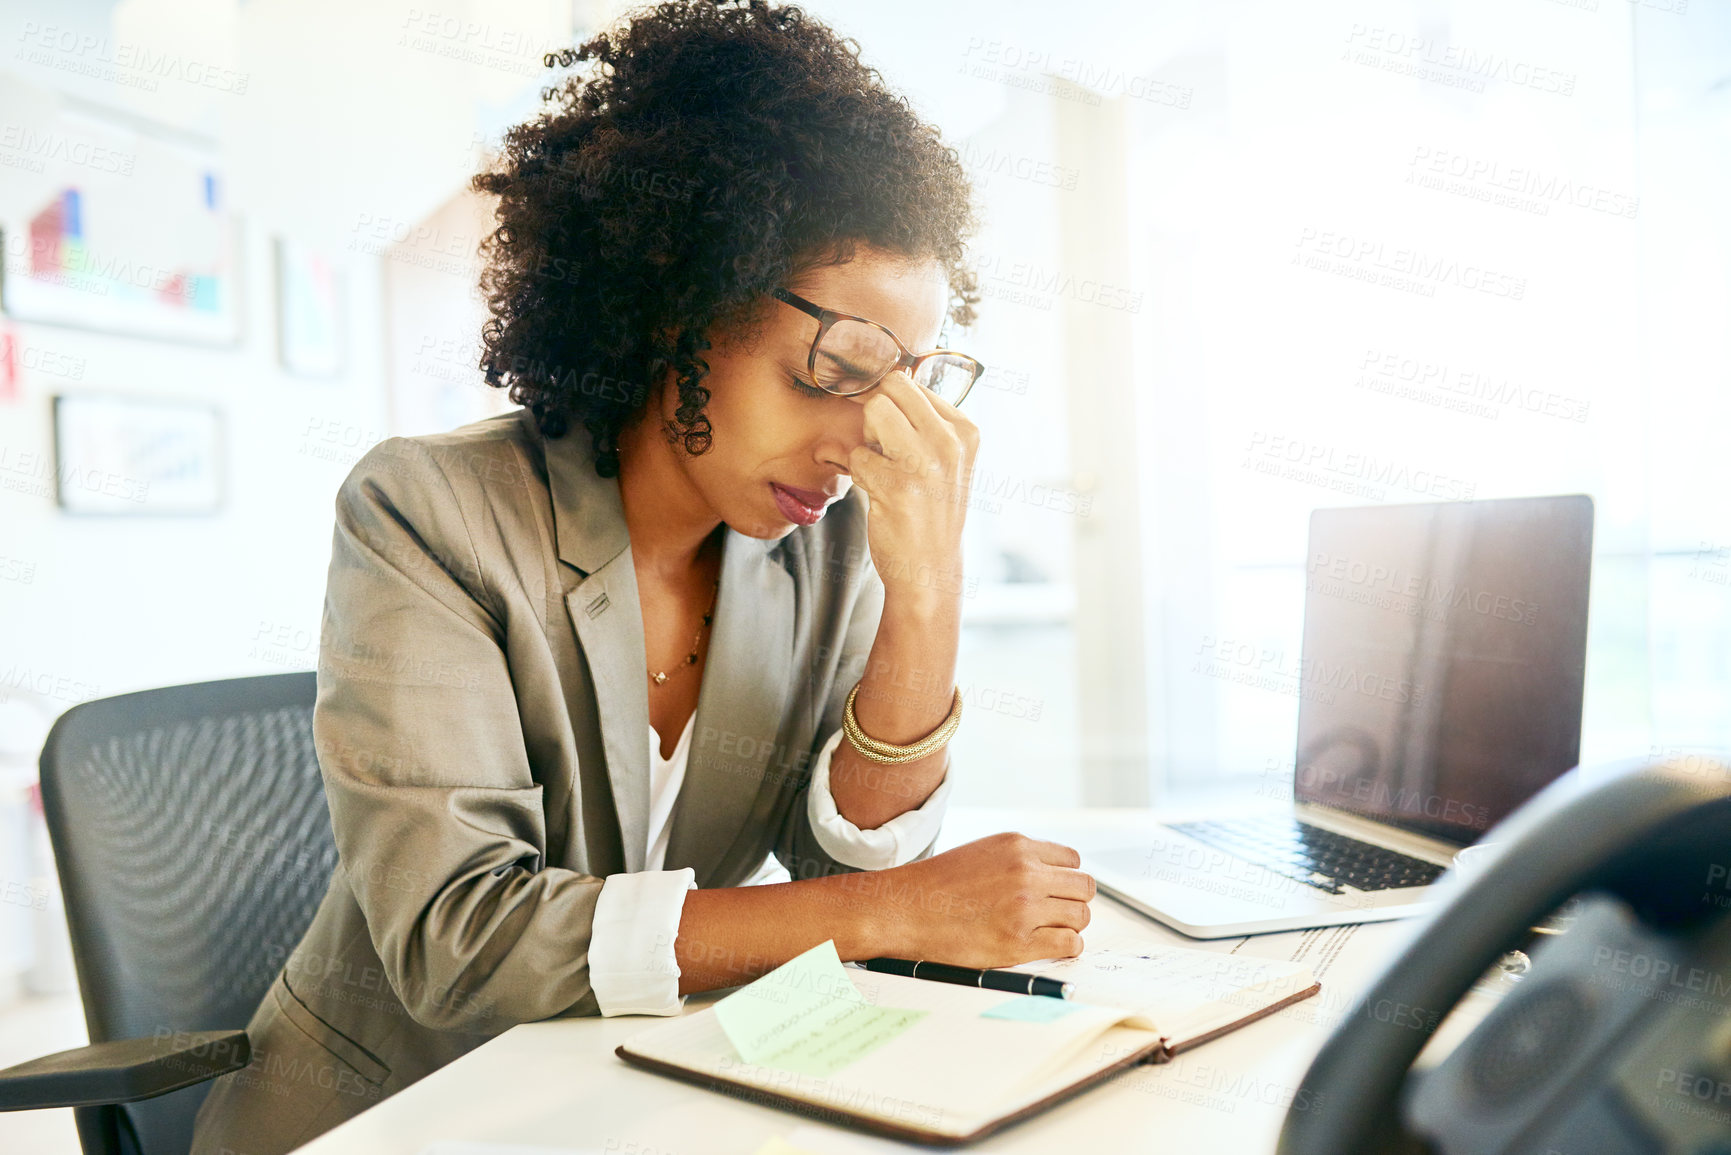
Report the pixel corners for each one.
[545,426,650,875]
[663,528,796,884]
[566,556,651,874]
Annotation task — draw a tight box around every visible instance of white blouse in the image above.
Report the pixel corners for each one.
[585,717,953,1016]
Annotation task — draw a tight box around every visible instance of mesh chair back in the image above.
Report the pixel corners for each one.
[38,672,338,1155]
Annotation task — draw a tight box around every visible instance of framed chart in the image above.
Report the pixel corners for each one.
[0,100,241,345]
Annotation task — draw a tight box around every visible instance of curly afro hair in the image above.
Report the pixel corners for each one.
[469,0,980,478]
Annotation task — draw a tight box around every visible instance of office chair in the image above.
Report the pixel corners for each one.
[0,672,338,1155]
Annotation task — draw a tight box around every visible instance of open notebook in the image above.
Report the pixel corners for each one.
[616,941,1319,1145]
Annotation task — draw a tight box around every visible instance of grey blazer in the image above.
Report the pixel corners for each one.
[192,407,887,1155]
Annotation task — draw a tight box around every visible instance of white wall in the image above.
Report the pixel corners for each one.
[0,0,597,703]
[0,0,597,1009]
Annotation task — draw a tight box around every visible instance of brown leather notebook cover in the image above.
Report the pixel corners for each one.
[616,980,1321,1146]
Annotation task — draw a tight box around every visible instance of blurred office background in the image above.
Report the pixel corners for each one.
[1,0,1727,1148]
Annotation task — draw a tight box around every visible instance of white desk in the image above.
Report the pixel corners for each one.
[296,807,1478,1155]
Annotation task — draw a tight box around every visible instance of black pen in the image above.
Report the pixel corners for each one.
[862,957,1074,999]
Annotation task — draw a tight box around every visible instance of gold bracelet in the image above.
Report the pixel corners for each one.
[842,682,963,765]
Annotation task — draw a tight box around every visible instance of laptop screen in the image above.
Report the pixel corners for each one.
[1293,495,1594,846]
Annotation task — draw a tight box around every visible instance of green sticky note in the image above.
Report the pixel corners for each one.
[981,996,1087,1023]
[713,941,925,1077]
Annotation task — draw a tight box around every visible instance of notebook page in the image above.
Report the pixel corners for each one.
[1005,943,1316,1043]
[619,970,1158,1138]
[986,1021,1170,1124]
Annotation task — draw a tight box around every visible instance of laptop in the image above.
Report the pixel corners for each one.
[1083,494,1595,938]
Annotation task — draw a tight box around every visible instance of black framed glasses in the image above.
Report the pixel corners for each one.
[773,287,986,408]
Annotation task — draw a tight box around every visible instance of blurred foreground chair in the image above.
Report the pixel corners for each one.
[0,672,336,1155]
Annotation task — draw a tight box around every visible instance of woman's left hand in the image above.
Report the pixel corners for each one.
[846,371,981,610]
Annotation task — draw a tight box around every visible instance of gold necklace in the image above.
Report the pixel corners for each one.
[649,578,720,686]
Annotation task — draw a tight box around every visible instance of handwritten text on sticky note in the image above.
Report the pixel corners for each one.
[713,941,925,1077]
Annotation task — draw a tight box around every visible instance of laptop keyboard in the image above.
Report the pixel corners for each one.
[1167,816,1448,895]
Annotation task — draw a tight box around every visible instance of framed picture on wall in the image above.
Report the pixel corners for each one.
[0,97,242,345]
[274,236,345,378]
[52,392,224,515]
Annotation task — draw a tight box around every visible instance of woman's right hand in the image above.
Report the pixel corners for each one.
[861,831,1096,968]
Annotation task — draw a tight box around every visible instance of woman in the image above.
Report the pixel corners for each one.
[192,2,1093,1151]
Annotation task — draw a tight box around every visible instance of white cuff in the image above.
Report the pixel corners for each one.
[807,727,953,870]
[589,867,696,1017]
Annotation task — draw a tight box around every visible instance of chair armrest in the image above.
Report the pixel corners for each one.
[0,1030,249,1111]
